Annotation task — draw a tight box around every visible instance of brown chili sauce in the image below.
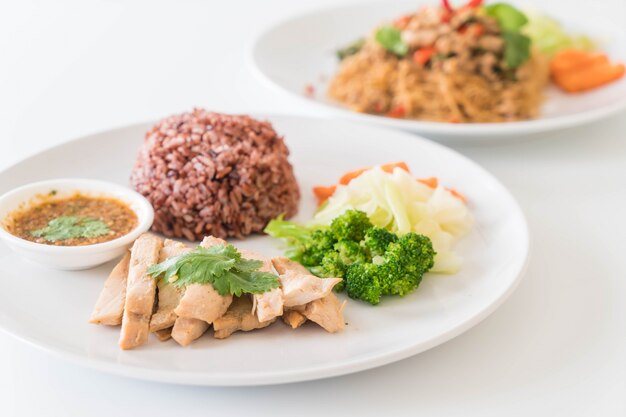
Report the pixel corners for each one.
[5,192,138,246]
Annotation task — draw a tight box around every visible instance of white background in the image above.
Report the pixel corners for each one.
[1,0,626,416]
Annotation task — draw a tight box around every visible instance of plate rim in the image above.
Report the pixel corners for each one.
[247,0,626,140]
[0,115,530,386]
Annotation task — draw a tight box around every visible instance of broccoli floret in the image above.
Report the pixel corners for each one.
[388,232,436,276]
[318,252,346,277]
[334,240,368,265]
[300,230,336,266]
[345,232,436,301]
[345,262,382,305]
[363,227,398,257]
[378,232,435,295]
[329,209,373,242]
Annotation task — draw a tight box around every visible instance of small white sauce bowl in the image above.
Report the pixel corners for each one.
[0,179,154,270]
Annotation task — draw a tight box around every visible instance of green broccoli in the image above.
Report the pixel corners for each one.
[300,229,336,266]
[334,240,368,265]
[363,227,398,257]
[265,210,437,305]
[378,232,436,296]
[345,262,382,305]
[329,209,373,242]
[345,232,436,302]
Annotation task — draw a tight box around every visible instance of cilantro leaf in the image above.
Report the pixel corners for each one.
[374,26,408,56]
[212,270,280,297]
[502,30,531,68]
[147,244,280,296]
[484,3,528,31]
[30,216,109,242]
[337,38,365,60]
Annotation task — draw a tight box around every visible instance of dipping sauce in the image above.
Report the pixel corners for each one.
[5,192,138,246]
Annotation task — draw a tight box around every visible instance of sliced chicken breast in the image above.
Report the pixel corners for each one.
[241,249,283,323]
[89,252,130,325]
[303,292,346,333]
[149,240,189,332]
[213,296,275,339]
[280,271,342,307]
[171,317,210,347]
[118,234,163,350]
[282,309,307,329]
[154,327,173,342]
[271,256,309,275]
[173,236,232,334]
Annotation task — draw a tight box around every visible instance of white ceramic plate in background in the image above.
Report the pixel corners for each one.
[249,1,626,143]
[0,115,528,385]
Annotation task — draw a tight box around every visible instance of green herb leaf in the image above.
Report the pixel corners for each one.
[337,38,365,60]
[30,216,109,242]
[483,3,528,31]
[147,244,280,296]
[374,26,408,56]
[502,30,531,68]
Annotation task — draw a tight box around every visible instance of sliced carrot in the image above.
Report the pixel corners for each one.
[550,49,625,93]
[418,177,439,188]
[550,50,608,74]
[554,62,625,93]
[338,162,410,185]
[446,188,467,203]
[312,185,337,206]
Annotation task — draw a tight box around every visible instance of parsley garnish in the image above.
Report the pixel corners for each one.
[31,216,109,242]
[337,38,365,60]
[374,26,408,56]
[147,244,280,297]
[483,3,531,68]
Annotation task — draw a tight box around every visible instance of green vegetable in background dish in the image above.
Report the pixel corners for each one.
[523,13,595,56]
[147,244,280,297]
[501,31,532,69]
[337,38,365,60]
[374,26,408,57]
[265,209,436,305]
[31,216,109,242]
[483,3,531,68]
[483,3,528,31]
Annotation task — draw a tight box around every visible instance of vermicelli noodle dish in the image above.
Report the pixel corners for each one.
[328,0,549,123]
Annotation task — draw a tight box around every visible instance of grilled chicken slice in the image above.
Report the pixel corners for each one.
[303,292,346,333]
[90,252,130,325]
[213,296,275,339]
[154,327,173,342]
[271,256,309,275]
[171,317,210,346]
[282,309,307,329]
[280,271,342,307]
[272,257,310,328]
[149,240,189,332]
[118,234,163,350]
[240,249,283,323]
[172,236,233,338]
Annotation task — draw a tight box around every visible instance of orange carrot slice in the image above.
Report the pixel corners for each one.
[417,177,439,188]
[550,49,625,93]
[338,162,410,185]
[313,185,337,206]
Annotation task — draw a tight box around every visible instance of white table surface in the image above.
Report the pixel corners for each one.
[1,0,625,415]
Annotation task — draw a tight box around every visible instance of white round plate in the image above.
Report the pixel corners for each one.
[0,116,528,386]
[249,1,626,143]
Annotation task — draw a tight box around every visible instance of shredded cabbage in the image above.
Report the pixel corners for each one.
[311,167,473,273]
[523,13,595,56]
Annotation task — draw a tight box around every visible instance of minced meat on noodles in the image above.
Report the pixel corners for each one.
[328,3,548,123]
